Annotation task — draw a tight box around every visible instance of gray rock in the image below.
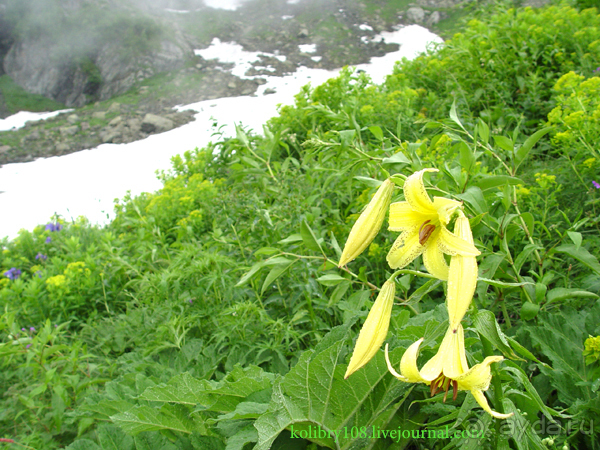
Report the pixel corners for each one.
[141,114,174,133]
[91,111,106,120]
[99,129,120,143]
[56,142,71,152]
[0,145,11,154]
[67,114,79,124]
[108,116,123,127]
[108,103,121,113]
[60,125,79,137]
[427,11,441,26]
[406,7,425,24]
[81,121,90,130]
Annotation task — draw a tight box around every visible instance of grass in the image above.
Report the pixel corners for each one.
[0,75,65,115]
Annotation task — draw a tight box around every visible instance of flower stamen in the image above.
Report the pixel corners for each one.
[418,220,436,245]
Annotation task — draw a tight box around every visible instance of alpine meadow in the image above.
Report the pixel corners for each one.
[1,1,600,449]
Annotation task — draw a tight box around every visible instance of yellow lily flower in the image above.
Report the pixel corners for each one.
[386,169,480,280]
[447,214,478,330]
[339,178,395,267]
[384,324,513,419]
[344,278,395,379]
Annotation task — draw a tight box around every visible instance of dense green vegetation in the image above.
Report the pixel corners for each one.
[0,75,65,114]
[2,2,600,450]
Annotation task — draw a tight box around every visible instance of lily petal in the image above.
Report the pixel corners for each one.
[437,226,480,257]
[471,390,514,419]
[386,227,425,269]
[403,169,438,215]
[384,339,428,383]
[432,197,462,226]
[422,232,449,280]
[388,201,425,231]
[447,216,478,329]
[344,279,396,378]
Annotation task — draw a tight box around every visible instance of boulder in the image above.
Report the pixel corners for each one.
[406,7,425,24]
[141,114,174,133]
[59,125,79,137]
[91,111,106,120]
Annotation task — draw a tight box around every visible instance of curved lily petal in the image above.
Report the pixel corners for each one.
[437,226,480,257]
[384,340,426,383]
[386,227,425,269]
[432,197,462,226]
[403,169,438,215]
[447,216,478,329]
[388,201,425,231]
[345,279,396,378]
[339,178,394,267]
[422,233,449,280]
[471,390,514,420]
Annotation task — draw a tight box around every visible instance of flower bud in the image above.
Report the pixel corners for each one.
[345,278,396,378]
[339,179,394,267]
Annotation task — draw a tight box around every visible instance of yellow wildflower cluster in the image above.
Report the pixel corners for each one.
[535,173,557,189]
[46,275,66,289]
[340,169,511,419]
[584,335,600,365]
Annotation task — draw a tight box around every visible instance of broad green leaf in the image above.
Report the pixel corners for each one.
[65,439,102,450]
[520,302,540,320]
[514,127,552,171]
[456,186,487,215]
[134,432,179,450]
[254,247,280,256]
[236,261,267,287]
[449,99,465,130]
[458,142,474,171]
[300,220,325,255]
[501,399,546,450]
[111,404,200,436]
[140,367,275,414]
[97,424,134,450]
[477,119,490,144]
[520,212,535,238]
[352,176,383,188]
[235,124,250,147]
[514,244,540,274]
[316,273,347,287]
[254,324,411,450]
[556,244,600,276]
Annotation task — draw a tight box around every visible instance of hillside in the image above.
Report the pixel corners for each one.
[1,1,600,449]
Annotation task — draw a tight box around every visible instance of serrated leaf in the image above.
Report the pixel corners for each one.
[65,439,102,450]
[97,424,134,450]
[134,432,178,450]
[140,367,275,414]
[111,404,199,435]
[254,324,411,450]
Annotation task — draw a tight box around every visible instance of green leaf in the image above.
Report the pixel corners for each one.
[261,262,296,295]
[140,367,275,414]
[368,125,384,141]
[449,98,465,130]
[254,324,411,450]
[235,124,250,148]
[520,302,540,320]
[514,127,552,171]
[501,399,546,450]
[566,231,582,250]
[545,287,599,306]
[134,432,179,450]
[97,424,134,450]
[477,278,532,289]
[555,244,600,276]
[316,273,347,287]
[300,220,325,255]
[352,176,383,188]
[477,119,490,144]
[236,261,267,287]
[111,404,200,436]
[492,135,514,153]
[473,175,523,191]
[472,310,519,360]
[328,281,351,307]
[520,212,535,237]
[382,152,410,166]
[456,186,487,215]
[278,234,303,244]
[514,243,540,274]
[65,439,102,450]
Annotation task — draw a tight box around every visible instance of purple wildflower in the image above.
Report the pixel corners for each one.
[26,344,31,349]
[35,271,42,278]
[45,222,63,232]
[30,327,36,333]
[189,299,193,304]
[21,328,26,332]
[4,268,21,280]
[593,181,600,189]
[35,253,47,261]
[45,236,52,244]
[595,67,600,73]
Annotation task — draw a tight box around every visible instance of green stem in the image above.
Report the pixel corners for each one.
[481,335,507,444]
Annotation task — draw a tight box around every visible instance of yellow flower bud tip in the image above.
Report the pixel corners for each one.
[339,179,394,267]
[344,279,396,378]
